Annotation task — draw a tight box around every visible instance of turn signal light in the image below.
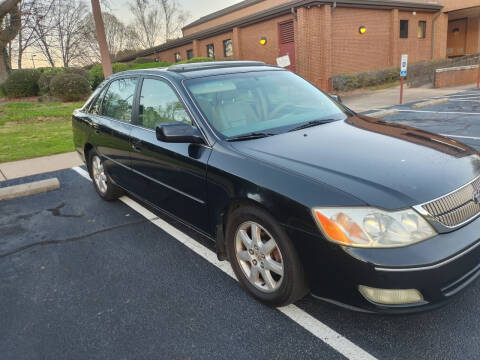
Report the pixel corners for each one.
[314,211,352,245]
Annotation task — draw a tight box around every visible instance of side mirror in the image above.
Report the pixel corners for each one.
[156,122,204,144]
[330,94,342,103]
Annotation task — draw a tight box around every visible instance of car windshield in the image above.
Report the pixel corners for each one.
[184,70,347,138]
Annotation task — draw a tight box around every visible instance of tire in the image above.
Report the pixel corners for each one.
[88,150,123,201]
[226,205,308,307]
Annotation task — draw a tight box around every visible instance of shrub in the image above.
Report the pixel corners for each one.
[3,69,41,98]
[177,57,213,64]
[333,67,400,92]
[132,57,154,64]
[88,64,104,89]
[50,73,91,101]
[88,61,173,89]
[38,68,65,95]
[65,67,89,79]
[128,61,170,70]
[112,62,130,73]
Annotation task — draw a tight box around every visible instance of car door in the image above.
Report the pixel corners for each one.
[129,76,211,233]
[96,76,139,187]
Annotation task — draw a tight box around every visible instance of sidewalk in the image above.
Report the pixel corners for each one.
[342,83,477,112]
[0,152,83,181]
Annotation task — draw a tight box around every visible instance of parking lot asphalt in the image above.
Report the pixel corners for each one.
[1,89,480,360]
[363,89,480,152]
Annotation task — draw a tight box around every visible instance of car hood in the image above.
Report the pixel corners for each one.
[230,116,480,209]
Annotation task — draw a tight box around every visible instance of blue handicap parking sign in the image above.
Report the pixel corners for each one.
[400,70,407,77]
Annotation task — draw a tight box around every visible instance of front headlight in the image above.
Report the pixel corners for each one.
[312,207,437,248]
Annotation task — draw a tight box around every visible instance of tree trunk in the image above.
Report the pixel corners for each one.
[17,31,21,69]
[7,40,11,68]
[91,0,112,77]
[0,47,8,83]
[0,0,22,81]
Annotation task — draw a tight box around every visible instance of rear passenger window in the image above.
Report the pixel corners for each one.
[138,78,192,130]
[102,78,138,122]
[89,88,106,115]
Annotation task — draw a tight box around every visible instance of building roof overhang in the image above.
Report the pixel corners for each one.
[182,0,443,30]
[117,0,443,63]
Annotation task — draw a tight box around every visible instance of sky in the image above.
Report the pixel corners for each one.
[24,0,243,68]
[111,0,242,26]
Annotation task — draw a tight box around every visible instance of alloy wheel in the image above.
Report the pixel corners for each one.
[92,155,108,194]
[234,221,284,293]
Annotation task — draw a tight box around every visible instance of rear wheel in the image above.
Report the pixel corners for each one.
[88,151,123,201]
[226,206,308,307]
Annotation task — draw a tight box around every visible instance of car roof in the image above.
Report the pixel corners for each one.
[108,61,285,81]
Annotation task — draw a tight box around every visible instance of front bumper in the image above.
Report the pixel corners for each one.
[284,215,480,314]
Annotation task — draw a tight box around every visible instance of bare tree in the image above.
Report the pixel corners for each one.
[157,0,189,42]
[54,0,89,67]
[0,0,21,81]
[128,0,163,49]
[14,0,53,69]
[32,0,57,67]
[83,12,128,62]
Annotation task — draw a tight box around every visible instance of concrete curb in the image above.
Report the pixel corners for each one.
[0,178,60,201]
[412,98,449,109]
[367,109,399,118]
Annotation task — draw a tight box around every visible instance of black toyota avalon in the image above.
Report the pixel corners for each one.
[72,61,480,313]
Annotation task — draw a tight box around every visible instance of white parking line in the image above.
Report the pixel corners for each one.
[449,99,480,102]
[440,134,480,140]
[71,166,377,360]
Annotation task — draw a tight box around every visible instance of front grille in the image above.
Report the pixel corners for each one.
[422,177,480,228]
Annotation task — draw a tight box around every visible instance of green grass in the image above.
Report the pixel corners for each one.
[0,101,83,125]
[0,101,83,162]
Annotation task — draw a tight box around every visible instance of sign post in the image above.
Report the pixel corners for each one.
[400,54,408,105]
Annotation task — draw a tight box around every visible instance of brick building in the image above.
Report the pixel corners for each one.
[119,0,480,86]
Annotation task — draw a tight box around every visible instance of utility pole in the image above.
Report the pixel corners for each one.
[91,0,112,77]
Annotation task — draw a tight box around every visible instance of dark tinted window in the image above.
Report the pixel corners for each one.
[206,44,215,58]
[418,20,426,39]
[223,39,233,57]
[400,20,409,38]
[187,49,194,60]
[138,79,191,130]
[102,78,138,122]
[88,87,106,115]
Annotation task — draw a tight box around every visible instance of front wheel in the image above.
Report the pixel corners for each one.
[226,206,308,307]
[88,151,123,201]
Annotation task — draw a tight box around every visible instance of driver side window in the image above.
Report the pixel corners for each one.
[138,78,192,130]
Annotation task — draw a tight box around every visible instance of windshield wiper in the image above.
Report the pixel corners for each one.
[288,119,336,132]
[226,132,275,142]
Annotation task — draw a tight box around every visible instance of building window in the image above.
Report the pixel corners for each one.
[418,20,427,39]
[206,43,215,59]
[187,49,194,60]
[400,20,409,38]
[223,39,233,57]
[174,52,181,62]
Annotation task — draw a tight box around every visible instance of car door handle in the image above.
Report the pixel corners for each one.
[94,129,101,135]
[132,143,142,152]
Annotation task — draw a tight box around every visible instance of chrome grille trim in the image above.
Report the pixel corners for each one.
[415,176,480,231]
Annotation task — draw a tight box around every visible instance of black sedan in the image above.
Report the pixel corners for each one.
[72,61,480,313]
